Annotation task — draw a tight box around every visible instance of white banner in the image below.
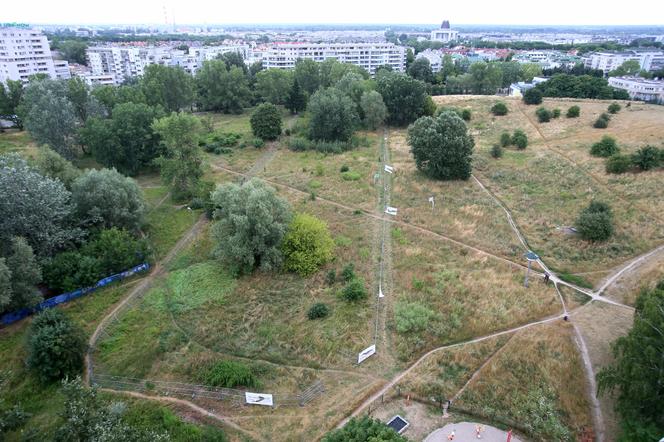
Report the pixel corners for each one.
[245,392,274,406]
[358,344,376,364]
[385,206,398,216]
[384,165,394,173]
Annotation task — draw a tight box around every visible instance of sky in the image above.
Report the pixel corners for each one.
[3,0,664,26]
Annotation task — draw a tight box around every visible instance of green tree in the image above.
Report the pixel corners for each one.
[66,77,102,123]
[81,102,163,175]
[196,60,251,113]
[522,87,543,105]
[500,131,512,147]
[597,283,664,440]
[285,78,307,114]
[605,154,633,174]
[408,58,434,83]
[4,237,42,313]
[308,88,359,142]
[512,130,528,149]
[34,148,81,189]
[211,179,292,275]
[0,154,78,257]
[250,103,282,141]
[594,113,610,129]
[18,78,79,158]
[536,107,552,123]
[141,64,194,112]
[0,79,25,129]
[26,309,86,383]
[82,228,148,275]
[71,168,145,230]
[360,90,388,130]
[491,101,508,116]
[521,63,542,81]
[608,59,641,77]
[632,145,661,171]
[255,68,293,105]
[566,105,580,118]
[152,112,204,201]
[376,72,428,126]
[469,62,503,94]
[57,40,88,65]
[294,58,321,95]
[407,111,474,180]
[335,72,370,114]
[282,213,335,276]
[590,136,619,157]
[576,200,613,242]
[607,102,621,114]
[322,416,407,442]
[42,251,101,293]
[217,51,248,75]
[0,258,12,313]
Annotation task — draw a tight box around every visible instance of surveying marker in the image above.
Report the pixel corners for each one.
[524,250,540,288]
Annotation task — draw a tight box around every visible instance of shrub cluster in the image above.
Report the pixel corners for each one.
[435,106,471,121]
[590,136,619,158]
[490,101,508,116]
[605,145,664,174]
[287,135,369,154]
[522,88,543,105]
[566,105,581,118]
[593,113,611,128]
[500,129,528,149]
[202,360,260,389]
[307,302,330,320]
[490,144,503,158]
[607,102,622,114]
[576,201,614,242]
[536,107,552,123]
[199,131,242,154]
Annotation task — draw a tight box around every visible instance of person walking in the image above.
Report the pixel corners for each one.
[476,424,484,439]
[447,429,456,440]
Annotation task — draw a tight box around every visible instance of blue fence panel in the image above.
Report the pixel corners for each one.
[0,263,150,326]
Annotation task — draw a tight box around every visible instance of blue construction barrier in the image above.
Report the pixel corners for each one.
[0,263,150,326]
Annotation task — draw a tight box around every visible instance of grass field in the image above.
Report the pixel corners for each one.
[455,321,593,441]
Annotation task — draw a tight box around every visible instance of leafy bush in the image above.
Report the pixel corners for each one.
[341,263,355,282]
[26,309,86,383]
[607,102,621,114]
[43,251,102,293]
[576,200,613,242]
[251,137,265,148]
[307,302,330,320]
[500,131,511,147]
[552,108,561,118]
[82,228,149,276]
[490,144,503,159]
[288,137,310,152]
[522,88,543,105]
[590,136,619,157]
[395,301,436,334]
[512,129,528,149]
[632,145,661,171]
[342,277,367,302]
[536,107,552,123]
[340,165,349,173]
[490,101,508,116]
[202,360,259,388]
[250,103,282,141]
[594,113,610,128]
[606,154,633,174]
[322,416,408,442]
[460,108,472,121]
[326,269,336,285]
[282,213,335,276]
[341,171,362,181]
[566,105,580,118]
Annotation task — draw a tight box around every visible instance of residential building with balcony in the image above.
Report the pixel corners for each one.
[0,26,56,83]
[584,50,664,73]
[261,42,406,75]
[608,76,664,103]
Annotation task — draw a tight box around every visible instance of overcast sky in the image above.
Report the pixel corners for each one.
[4,0,664,26]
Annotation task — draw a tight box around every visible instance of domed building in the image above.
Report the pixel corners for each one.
[431,20,459,42]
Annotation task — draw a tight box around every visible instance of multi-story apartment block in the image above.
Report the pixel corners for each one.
[87,47,149,84]
[584,50,664,73]
[261,42,406,75]
[53,59,71,80]
[0,26,56,83]
[608,76,664,103]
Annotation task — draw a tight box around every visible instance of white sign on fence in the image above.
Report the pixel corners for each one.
[245,392,274,406]
[385,206,398,216]
[428,196,435,209]
[384,164,394,173]
[358,344,376,364]
[378,283,385,298]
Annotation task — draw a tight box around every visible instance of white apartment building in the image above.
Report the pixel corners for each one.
[53,59,71,80]
[0,26,56,83]
[262,42,406,75]
[416,49,443,72]
[584,50,664,73]
[608,76,664,103]
[431,20,459,43]
[87,47,149,84]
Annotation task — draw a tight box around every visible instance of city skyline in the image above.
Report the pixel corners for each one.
[4,0,664,27]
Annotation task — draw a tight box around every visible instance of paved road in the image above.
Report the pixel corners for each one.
[424,422,522,442]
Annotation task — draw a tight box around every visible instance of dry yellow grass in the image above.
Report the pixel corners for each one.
[456,321,592,440]
[573,302,634,442]
[603,248,664,305]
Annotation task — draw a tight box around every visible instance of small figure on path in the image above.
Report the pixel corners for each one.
[506,428,513,442]
[564,315,569,321]
[543,272,550,284]
[476,424,484,439]
[447,429,456,440]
